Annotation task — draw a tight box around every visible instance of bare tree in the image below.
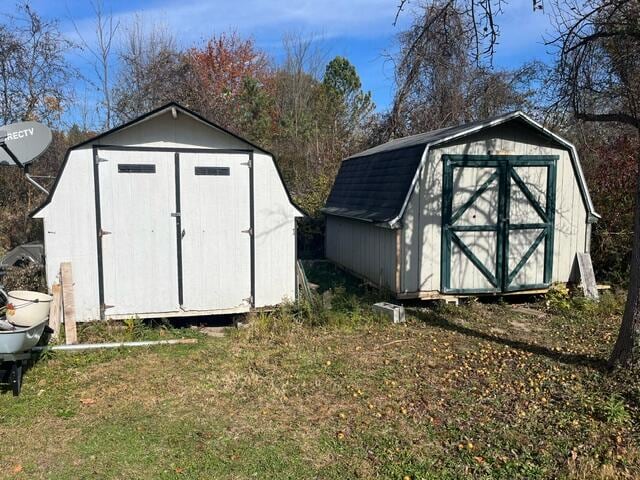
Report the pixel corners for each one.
[0,3,73,250]
[547,0,640,366]
[72,0,119,129]
[276,32,327,140]
[388,2,541,138]
[0,3,71,125]
[113,14,190,122]
[394,0,520,65]
[548,0,639,127]
[271,33,328,195]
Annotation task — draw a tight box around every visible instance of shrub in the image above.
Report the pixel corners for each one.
[584,135,637,285]
[600,394,631,425]
[544,283,572,312]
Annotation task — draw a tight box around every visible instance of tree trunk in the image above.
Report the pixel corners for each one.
[609,133,640,367]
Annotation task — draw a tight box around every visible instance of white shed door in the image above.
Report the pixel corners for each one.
[178,152,252,311]
[98,149,179,316]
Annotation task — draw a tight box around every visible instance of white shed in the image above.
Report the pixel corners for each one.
[323,111,599,298]
[32,103,304,321]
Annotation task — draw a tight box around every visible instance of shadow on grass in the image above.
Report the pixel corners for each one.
[411,308,608,371]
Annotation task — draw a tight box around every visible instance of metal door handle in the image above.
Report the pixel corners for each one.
[181,229,186,239]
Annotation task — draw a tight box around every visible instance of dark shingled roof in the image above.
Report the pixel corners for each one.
[323,111,600,226]
[345,116,499,159]
[323,112,522,224]
[324,144,425,222]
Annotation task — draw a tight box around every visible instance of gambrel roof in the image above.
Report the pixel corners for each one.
[32,102,304,218]
[323,111,599,227]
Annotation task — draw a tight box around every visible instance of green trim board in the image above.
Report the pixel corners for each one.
[441,154,557,294]
[450,170,499,224]
[450,231,499,287]
[505,228,546,286]
[509,168,548,222]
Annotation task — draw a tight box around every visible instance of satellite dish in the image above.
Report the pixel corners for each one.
[0,121,52,167]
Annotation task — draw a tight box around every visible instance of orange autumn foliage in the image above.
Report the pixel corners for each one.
[186,33,272,133]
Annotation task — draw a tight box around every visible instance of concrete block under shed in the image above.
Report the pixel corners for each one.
[373,302,406,324]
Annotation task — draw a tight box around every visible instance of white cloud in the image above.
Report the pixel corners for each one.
[59,0,408,49]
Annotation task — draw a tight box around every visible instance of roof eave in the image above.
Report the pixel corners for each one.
[322,209,400,229]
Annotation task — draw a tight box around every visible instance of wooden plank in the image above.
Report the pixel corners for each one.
[61,262,78,345]
[48,283,62,340]
[398,286,555,301]
[576,252,599,300]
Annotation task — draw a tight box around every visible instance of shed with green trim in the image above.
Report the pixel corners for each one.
[323,111,599,298]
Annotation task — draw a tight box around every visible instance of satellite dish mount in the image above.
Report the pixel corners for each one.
[0,121,53,195]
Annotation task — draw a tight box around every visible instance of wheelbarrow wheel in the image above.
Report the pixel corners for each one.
[9,361,22,396]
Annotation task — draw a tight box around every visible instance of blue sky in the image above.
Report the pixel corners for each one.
[1,0,559,127]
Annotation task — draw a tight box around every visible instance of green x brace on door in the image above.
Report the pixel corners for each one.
[441,155,557,294]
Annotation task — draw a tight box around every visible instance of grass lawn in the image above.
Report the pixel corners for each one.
[0,284,638,478]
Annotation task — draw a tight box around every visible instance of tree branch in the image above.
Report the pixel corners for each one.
[575,110,640,128]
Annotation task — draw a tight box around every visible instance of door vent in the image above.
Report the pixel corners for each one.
[118,164,156,173]
[195,166,230,176]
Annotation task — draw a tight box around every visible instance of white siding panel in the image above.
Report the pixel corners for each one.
[253,153,300,308]
[509,229,545,287]
[34,148,100,322]
[100,111,249,150]
[325,216,398,291]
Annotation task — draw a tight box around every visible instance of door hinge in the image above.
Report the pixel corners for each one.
[101,304,114,311]
[95,156,108,164]
[171,212,181,217]
[244,296,254,305]
[241,159,252,168]
[98,229,112,237]
[242,227,253,235]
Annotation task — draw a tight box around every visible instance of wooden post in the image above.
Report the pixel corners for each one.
[48,283,63,340]
[577,252,599,300]
[61,262,77,345]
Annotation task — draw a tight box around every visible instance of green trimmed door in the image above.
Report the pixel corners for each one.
[442,155,557,294]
